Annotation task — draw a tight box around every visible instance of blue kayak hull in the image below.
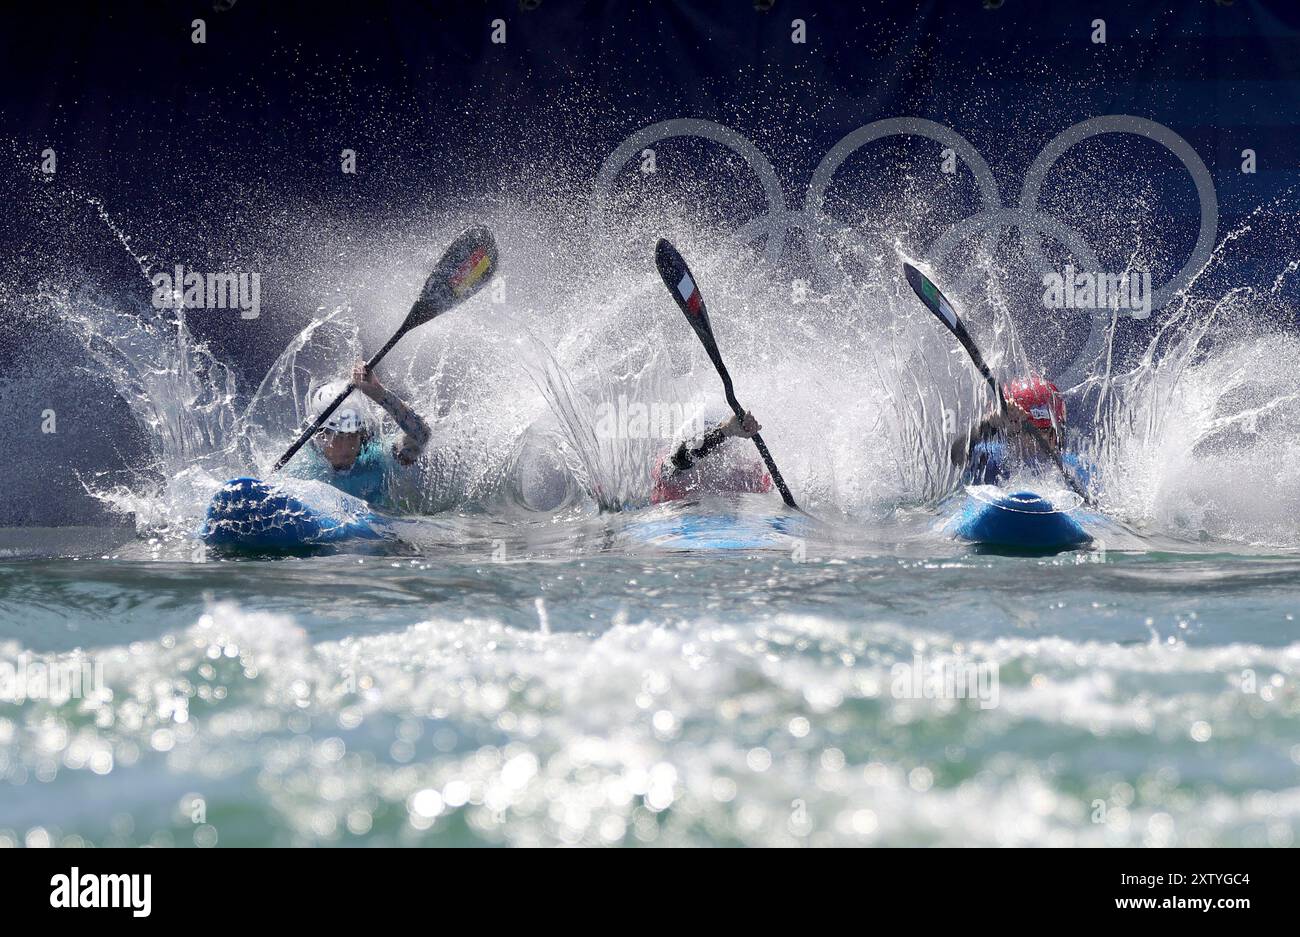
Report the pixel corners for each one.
[627,511,810,551]
[950,488,1093,552]
[200,477,386,551]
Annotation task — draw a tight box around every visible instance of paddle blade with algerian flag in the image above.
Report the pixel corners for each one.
[904,261,960,334]
[902,260,1000,397]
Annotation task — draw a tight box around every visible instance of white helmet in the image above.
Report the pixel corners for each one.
[307,380,376,437]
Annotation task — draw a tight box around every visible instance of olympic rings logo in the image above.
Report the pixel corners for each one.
[589,116,1217,386]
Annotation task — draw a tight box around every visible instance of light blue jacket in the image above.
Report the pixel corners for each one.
[290,438,398,506]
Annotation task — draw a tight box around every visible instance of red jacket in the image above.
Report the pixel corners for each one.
[650,457,772,503]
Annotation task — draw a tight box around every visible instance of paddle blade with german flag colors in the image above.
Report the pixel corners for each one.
[404,225,499,334]
[655,238,716,351]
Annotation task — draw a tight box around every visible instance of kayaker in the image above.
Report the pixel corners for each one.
[949,374,1094,491]
[292,361,432,504]
[650,410,772,503]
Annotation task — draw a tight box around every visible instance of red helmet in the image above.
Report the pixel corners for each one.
[1003,375,1065,432]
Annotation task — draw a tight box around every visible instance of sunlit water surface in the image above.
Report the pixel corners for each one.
[1,513,1296,848]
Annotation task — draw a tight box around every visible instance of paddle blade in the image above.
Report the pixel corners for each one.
[903,260,1000,393]
[655,238,715,346]
[903,261,964,337]
[406,225,499,331]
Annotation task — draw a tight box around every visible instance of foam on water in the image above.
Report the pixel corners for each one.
[1,581,1295,847]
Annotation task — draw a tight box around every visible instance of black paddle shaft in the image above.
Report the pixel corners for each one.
[654,239,799,510]
[724,399,788,504]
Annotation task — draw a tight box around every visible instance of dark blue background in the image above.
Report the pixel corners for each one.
[4,1,1298,347]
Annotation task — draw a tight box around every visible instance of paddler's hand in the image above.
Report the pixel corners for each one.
[721,411,761,439]
[353,360,384,401]
[393,438,422,467]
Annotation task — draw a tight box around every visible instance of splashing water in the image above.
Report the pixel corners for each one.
[8,166,1294,555]
[53,286,240,534]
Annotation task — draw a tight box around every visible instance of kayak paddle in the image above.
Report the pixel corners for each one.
[654,238,800,510]
[271,225,499,473]
[902,260,1094,506]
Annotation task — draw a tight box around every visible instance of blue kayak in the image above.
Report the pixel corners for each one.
[627,510,812,551]
[947,485,1094,552]
[200,477,388,551]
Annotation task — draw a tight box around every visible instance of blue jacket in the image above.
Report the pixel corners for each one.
[965,439,1095,492]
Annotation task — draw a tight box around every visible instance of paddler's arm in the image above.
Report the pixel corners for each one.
[353,361,431,467]
[664,411,760,475]
[949,415,996,466]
